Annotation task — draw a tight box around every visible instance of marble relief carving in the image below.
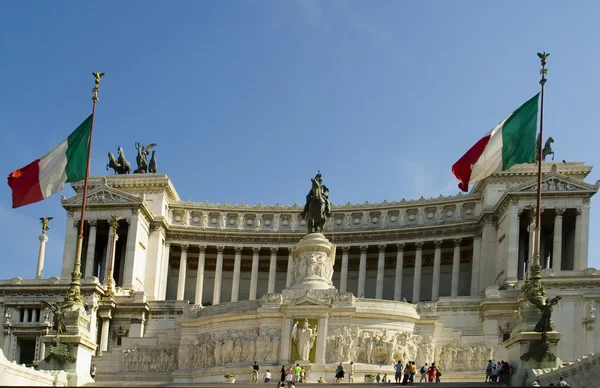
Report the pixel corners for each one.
[176,328,281,369]
[434,344,495,372]
[121,344,178,372]
[325,327,424,365]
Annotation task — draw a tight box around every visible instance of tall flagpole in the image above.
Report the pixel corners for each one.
[526,53,549,300]
[64,72,105,307]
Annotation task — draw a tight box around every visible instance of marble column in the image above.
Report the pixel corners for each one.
[99,311,111,354]
[470,237,481,296]
[36,234,48,279]
[123,217,140,289]
[231,247,242,302]
[575,205,590,270]
[340,246,350,293]
[84,220,98,278]
[103,225,114,283]
[213,246,224,305]
[31,308,38,323]
[412,242,423,302]
[451,239,461,297]
[286,249,293,289]
[176,245,188,300]
[280,315,293,363]
[431,241,442,301]
[506,206,520,282]
[528,213,536,273]
[268,247,278,293]
[159,243,171,300]
[195,245,206,305]
[394,244,404,301]
[376,245,386,299]
[60,217,78,279]
[315,314,329,364]
[357,246,368,298]
[552,208,564,271]
[249,247,260,300]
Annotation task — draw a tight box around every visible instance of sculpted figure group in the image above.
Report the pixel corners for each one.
[121,344,178,372]
[107,143,157,174]
[177,328,281,370]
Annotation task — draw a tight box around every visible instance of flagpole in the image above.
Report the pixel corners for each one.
[527,53,549,300]
[64,72,104,307]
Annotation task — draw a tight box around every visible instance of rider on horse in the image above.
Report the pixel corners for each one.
[301,171,332,219]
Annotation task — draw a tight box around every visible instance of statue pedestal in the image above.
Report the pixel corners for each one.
[287,233,336,291]
[504,331,562,386]
[38,308,97,386]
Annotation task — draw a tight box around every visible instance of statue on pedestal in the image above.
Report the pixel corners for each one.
[300,171,332,234]
[529,295,562,333]
[291,318,317,361]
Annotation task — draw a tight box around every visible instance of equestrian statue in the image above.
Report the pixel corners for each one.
[106,146,131,174]
[300,171,332,234]
[535,134,555,162]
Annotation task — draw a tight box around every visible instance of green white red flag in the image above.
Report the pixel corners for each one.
[7,115,92,208]
[452,94,539,192]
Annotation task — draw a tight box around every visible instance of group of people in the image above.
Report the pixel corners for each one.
[532,376,570,387]
[394,360,441,384]
[278,364,307,385]
[484,360,513,384]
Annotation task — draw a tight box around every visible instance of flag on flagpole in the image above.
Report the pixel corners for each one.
[452,94,539,192]
[7,115,93,208]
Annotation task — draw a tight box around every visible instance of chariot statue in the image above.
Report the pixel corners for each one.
[134,142,157,174]
[300,171,332,234]
[107,146,131,174]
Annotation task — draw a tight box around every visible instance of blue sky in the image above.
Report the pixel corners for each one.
[1,1,599,278]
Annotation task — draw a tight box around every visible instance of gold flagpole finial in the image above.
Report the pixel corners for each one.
[537,52,549,85]
[92,72,105,102]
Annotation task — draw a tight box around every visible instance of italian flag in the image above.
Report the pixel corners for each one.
[7,115,92,208]
[452,93,539,192]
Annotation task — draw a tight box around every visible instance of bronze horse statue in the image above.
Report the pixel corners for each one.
[542,137,554,161]
[106,147,131,174]
[306,178,327,233]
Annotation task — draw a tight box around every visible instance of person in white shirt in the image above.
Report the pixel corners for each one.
[263,370,271,383]
[349,361,355,383]
[557,376,569,387]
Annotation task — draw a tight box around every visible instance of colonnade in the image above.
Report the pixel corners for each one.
[166,239,470,305]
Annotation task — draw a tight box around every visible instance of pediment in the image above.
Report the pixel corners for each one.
[514,171,598,194]
[62,185,142,206]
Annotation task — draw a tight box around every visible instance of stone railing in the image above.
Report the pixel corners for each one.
[0,349,67,386]
[532,352,599,387]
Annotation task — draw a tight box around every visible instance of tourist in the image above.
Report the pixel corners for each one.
[419,363,428,382]
[376,372,381,383]
[557,376,569,387]
[287,381,296,388]
[252,361,260,383]
[402,362,412,385]
[531,381,540,387]
[410,361,417,383]
[285,366,294,383]
[300,366,306,383]
[485,359,493,382]
[263,369,271,383]
[293,364,302,383]
[280,365,286,382]
[500,361,510,384]
[491,364,499,383]
[394,360,403,383]
[317,376,326,383]
[382,373,388,383]
[90,364,96,380]
[427,362,437,383]
[335,362,344,383]
[348,361,355,383]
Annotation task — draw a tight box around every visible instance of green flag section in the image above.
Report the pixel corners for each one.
[7,115,92,208]
[452,94,539,192]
